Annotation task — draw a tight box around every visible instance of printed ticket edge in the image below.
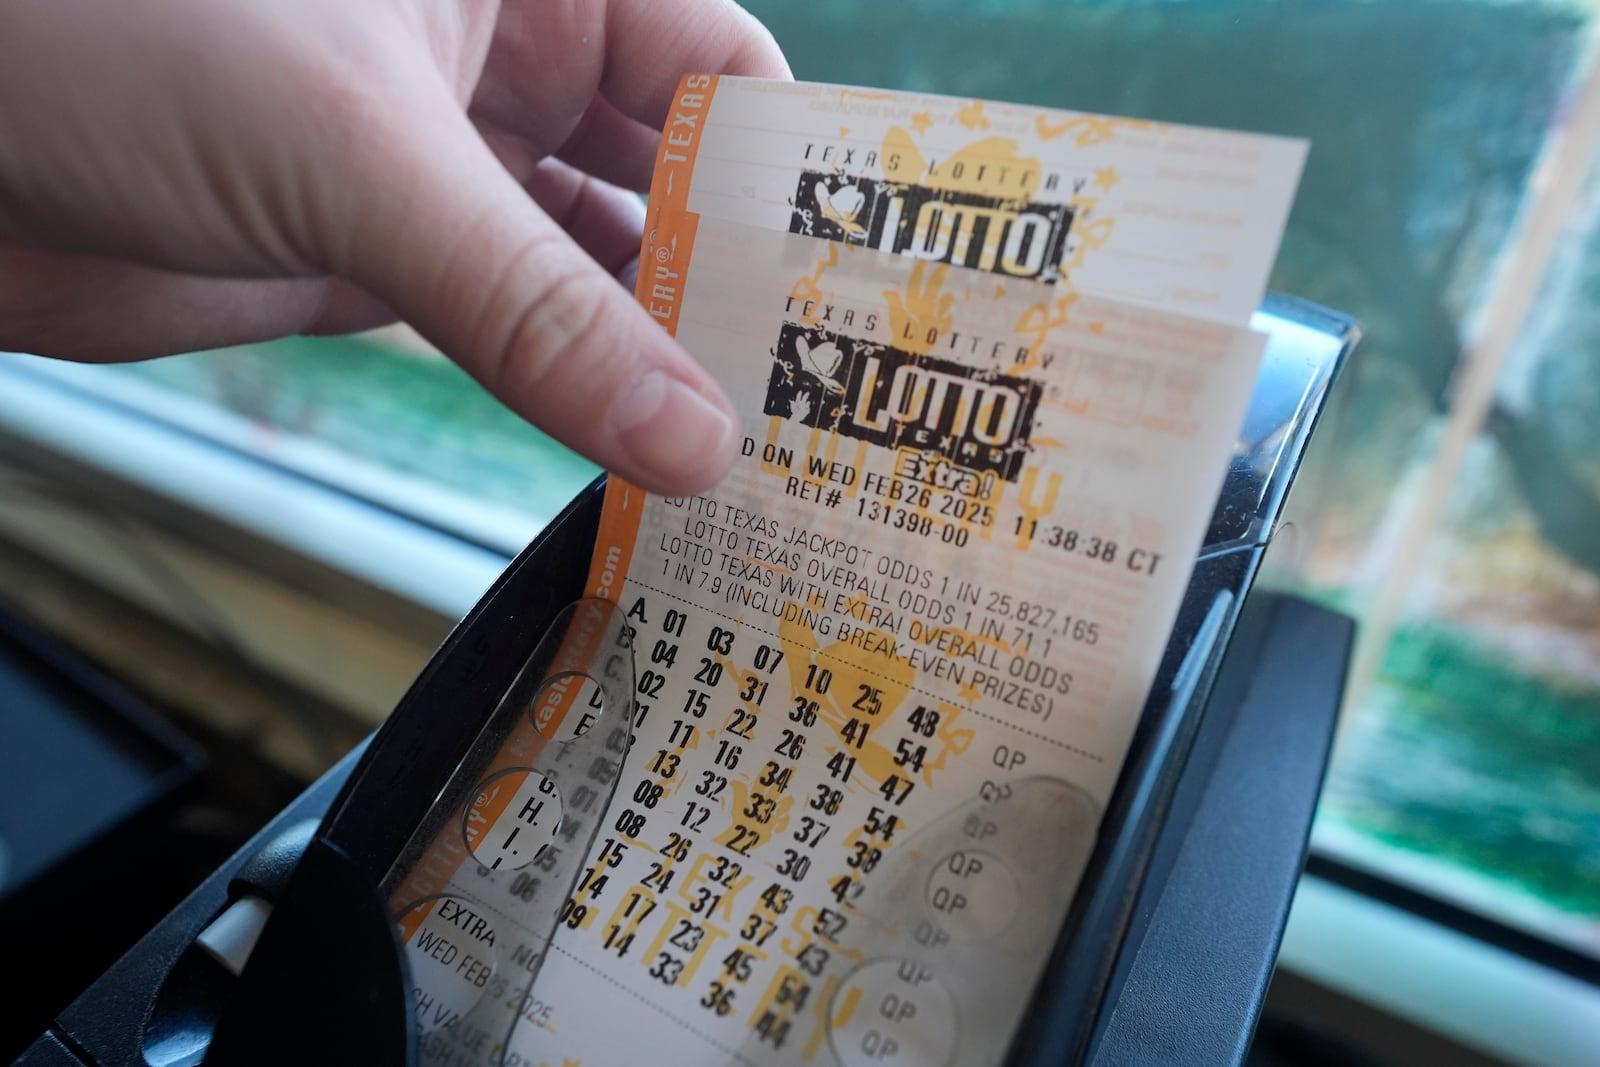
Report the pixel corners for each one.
[585,74,725,590]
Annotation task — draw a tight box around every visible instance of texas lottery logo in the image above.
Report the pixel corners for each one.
[764,324,1042,481]
[790,170,1074,284]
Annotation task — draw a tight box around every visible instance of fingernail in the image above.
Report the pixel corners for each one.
[609,371,738,490]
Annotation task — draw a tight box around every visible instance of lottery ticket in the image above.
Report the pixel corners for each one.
[659,76,1305,326]
[405,78,1305,1067]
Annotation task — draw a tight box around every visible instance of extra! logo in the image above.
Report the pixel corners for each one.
[764,324,1041,481]
[790,171,1074,284]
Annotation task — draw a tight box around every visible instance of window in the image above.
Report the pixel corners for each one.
[1311,150,1600,965]
[71,327,598,551]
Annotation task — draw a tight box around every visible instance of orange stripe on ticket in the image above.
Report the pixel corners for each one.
[587,476,646,603]
[649,75,717,216]
[636,73,715,339]
[587,73,722,584]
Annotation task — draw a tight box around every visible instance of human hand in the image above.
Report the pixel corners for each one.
[0,0,788,494]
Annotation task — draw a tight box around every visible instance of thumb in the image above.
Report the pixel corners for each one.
[337,94,737,497]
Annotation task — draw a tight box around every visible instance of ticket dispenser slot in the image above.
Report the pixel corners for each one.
[14,295,1358,1067]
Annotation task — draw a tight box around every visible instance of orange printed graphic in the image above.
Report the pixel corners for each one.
[1034,112,1154,147]
[954,100,991,130]
[883,262,955,356]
